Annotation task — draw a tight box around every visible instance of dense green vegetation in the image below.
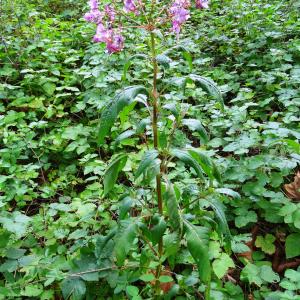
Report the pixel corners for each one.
[1,0,300,299]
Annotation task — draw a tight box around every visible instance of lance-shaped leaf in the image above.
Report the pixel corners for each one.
[135,149,159,180]
[182,118,209,144]
[183,219,211,284]
[204,198,231,242]
[188,149,221,182]
[114,220,137,266]
[170,149,205,180]
[188,74,224,110]
[98,86,147,145]
[164,183,182,233]
[103,154,127,196]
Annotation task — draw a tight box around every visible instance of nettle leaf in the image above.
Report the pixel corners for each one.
[170,149,205,180]
[285,233,300,259]
[212,253,234,279]
[61,277,86,300]
[114,220,137,266]
[103,154,127,196]
[188,74,224,110]
[150,215,167,245]
[97,86,147,145]
[255,234,276,255]
[135,150,159,180]
[164,183,182,232]
[182,119,208,144]
[183,219,211,284]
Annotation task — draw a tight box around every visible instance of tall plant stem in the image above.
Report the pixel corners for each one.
[150,30,164,267]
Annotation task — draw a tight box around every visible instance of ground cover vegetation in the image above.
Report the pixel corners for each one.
[0,0,300,299]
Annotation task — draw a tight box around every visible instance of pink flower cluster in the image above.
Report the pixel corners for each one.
[170,0,209,34]
[83,0,209,53]
[84,0,124,53]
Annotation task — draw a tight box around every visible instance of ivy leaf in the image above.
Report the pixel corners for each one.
[285,233,300,259]
[135,150,159,180]
[170,149,205,180]
[164,183,182,232]
[103,154,127,196]
[182,119,208,144]
[61,278,86,300]
[255,234,276,255]
[97,86,147,145]
[212,253,234,279]
[183,219,211,284]
[114,220,137,266]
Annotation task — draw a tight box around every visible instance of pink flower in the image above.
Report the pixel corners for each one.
[105,4,116,22]
[123,0,139,15]
[84,10,103,24]
[170,0,191,34]
[106,33,124,53]
[196,0,209,9]
[93,23,110,43]
[88,0,98,10]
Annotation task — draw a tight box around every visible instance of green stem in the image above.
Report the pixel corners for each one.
[150,30,164,289]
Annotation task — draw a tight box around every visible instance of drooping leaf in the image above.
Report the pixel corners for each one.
[183,219,211,284]
[170,149,205,180]
[182,119,208,144]
[114,220,137,266]
[103,154,127,196]
[164,183,182,233]
[188,74,224,110]
[97,86,147,145]
[188,149,221,182]
[204,198,231,241]
[157,54,172,69]
[215,188,241,200]
[135,150,159,180]
[150,215,167,245]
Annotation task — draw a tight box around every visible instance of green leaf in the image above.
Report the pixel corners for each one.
[188,74,224,110]
[159,275,173,283]
[285,233,300,259]
[97,86,147,145]
[205,198,231,241]
[150,215,167,245]
[135,150,159,180]
[188,149,221,182]
[183,219,211,284]
[260,265,280,283]
[126,285,139,297]
[42,82,56,96]
[61,278,86,300]
[212,253,234,279]
[182,119,208,144]
[140,273,155,282]
[240,263,263,286]
[215,188,241,200]
[115,220,137,266]
[255,234,276,255]
[157,54,172,69]
[170,149,205,180]
[103,154,127,196]
[164,183,182,232]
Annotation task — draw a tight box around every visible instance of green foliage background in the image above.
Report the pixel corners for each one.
[0,0,300,299]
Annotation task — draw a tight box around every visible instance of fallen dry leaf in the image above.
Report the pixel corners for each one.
[284,171,300,201]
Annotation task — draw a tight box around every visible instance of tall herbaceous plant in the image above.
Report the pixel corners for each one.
[82,0,227,298]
